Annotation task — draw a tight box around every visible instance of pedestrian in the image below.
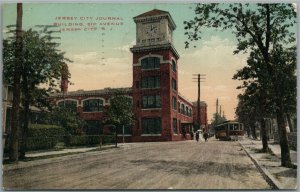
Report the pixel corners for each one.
[204,131,208,142]
[196,131,199,142]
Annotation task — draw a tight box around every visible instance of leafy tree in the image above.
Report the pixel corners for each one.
[105,93,134,147]
[3,28,71,159]
[42,106,86,135]
[234,49,274,151]
[235,84,274,151]
[184,3,296,167]
[210,113,227,128]
[236,92,261,139]
[236,94,254,138]
[234,45,296,153]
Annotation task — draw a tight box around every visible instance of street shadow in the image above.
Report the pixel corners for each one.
[129,159,257,181]
[274,169,297,178]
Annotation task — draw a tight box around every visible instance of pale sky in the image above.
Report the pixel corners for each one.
[2,3,252,122]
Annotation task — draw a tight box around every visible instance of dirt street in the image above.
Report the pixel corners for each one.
[3,138,271,190]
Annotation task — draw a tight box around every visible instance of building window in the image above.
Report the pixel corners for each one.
[85,120,102,135]
[141,76,160,88]
[116,124,132,135]
[83,99,103,112]
[177,102,180,111]
[58,100,77,112]
[189,108,192,117]
[142,95,161,108]
[185,106,189,115]
[181,103,185,114]
[142,118,162,134]
[172,78,177,90]
[172,97,177,110]
[141,57,160,69]
[172,60,176,72]
[173,118,178,134]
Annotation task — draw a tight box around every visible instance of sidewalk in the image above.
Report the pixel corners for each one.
[25,146,99,158]
[239,137,297,189]
[3,144,120,171]
[3,142,148,171]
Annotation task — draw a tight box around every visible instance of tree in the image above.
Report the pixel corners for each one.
[3,28,71,159]
[8,3,23,162]
[234,49,275,151]
[210,113,227,128]
[234,45,296,153]
[42,106,86,135]
[106,93,134,147]
[184,3,296,167]
[236,93,260,139]
[235,84,274,151]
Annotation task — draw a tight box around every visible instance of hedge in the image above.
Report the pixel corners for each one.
[28,124,65,137]
[67,135,115,146]
[4,124,65,152]
[27,124,65,150]
[4,124,115,152]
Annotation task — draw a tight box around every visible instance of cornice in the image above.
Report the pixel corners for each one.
[130,43,179,59]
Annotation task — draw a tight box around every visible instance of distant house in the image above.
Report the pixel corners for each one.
[2,83,13,146]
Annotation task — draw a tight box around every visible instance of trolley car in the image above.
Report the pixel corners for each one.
[214,121,244,141]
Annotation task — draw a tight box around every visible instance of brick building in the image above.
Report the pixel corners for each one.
[50,9,208,142]
[192,101,208,132]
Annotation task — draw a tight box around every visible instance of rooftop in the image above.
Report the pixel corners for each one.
[134,9,169,18]
[192,101,207,107]
[50,87,132,97]
[133,9,176,29]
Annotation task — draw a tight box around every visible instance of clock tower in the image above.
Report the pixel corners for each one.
[134,9,175,46]
[130,9,180,142]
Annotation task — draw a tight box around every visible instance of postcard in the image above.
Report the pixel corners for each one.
[1,2,297,190]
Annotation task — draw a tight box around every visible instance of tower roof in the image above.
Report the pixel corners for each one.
[134,9,169,18]
[133,9,176,29]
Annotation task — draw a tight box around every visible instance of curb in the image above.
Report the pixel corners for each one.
[239,141,282,190]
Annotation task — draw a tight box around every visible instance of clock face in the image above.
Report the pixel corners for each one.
[145,23,158,37]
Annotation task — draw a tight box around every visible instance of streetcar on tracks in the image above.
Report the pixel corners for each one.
[214,120,244,141]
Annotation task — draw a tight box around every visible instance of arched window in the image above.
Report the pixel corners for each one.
[181,103,185,114]
[58,100,77,112]
[172,60,176,72]
[141,57,160,69]
[83,99,104,112]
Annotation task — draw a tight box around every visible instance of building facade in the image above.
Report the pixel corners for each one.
[50,9,208,142]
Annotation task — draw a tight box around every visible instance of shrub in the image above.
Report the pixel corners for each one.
[68,135,115,146]
[28,124,65,137]
[26,137,58,151]
[26,124,65,150]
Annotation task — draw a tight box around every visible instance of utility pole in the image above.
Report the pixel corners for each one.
[216,98,219,126]
[193,74,206,131]
[9,3,23,162]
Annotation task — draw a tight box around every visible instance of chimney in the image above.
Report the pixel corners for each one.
[61,63,69,93]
